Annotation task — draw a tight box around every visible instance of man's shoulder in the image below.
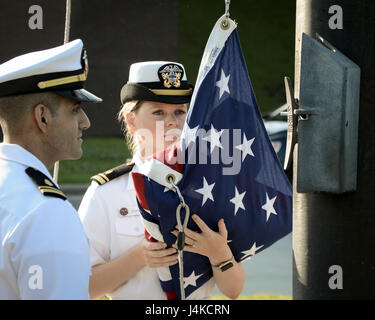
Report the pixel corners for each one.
[2,192,82,255]
[1,163,77,227]
[25,167,67,200]
[9,197,84,249]
[0,162,67,202]
[0,163,58,218]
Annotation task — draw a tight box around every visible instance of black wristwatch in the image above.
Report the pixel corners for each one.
[212,255,235,272]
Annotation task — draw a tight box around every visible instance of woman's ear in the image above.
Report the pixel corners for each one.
[33,104,49,133]
[125,112,136,134]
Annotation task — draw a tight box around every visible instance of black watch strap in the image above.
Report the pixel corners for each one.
[212,255,235,272]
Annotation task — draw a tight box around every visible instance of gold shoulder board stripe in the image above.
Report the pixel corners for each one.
[38,186,67,197]
[25,167,67,200]
[98,173,110,182]
[91,175,107,185]
[38,186,65,193]
[91,163,134,186]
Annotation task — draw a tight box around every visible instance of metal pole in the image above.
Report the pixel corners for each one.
[293,0,375,299]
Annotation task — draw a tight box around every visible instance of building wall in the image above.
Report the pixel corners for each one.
[0,0,178,137]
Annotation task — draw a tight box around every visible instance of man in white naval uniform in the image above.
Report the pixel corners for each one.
[0,40,102,299]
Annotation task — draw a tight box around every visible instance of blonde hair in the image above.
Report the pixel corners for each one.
[117,100,141,155]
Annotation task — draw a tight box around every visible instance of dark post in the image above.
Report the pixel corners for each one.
[293,0,375,299]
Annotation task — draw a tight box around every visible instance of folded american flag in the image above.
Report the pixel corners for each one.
[132,15,292,299]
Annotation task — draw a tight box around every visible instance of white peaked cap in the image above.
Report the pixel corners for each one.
[128,61,188,83]
[121,61,193,105]
[0,39,102,103]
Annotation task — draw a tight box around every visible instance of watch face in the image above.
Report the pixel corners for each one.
[220,261,234,272]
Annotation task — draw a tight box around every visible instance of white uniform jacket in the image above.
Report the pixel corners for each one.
[78,156,166,300]
[0,143,91,300]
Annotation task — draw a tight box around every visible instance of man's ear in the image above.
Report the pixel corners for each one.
[33,104,50,133]
[125,112,136,134]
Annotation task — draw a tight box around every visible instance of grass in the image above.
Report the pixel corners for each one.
[178,0,296,114]
[54,137,131,184]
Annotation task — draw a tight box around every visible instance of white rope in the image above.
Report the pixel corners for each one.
[169,177,190,300]
[221,0,231,29]
[53,0,71,182]
[63,0,71,44]
[225,0,230,18]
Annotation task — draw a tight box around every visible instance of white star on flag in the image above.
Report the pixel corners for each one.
[194,177,215,206]
[182,123,199,147]
[184,270,203,289]
[261,193,278,222]
[235,133,255,161]
[216,68,230,99]
[230,186,246,216]
[241,242,264,260]
[202,124,224,153]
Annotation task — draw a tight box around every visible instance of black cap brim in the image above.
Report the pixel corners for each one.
[121,83,193,105]
[55,89,102,103]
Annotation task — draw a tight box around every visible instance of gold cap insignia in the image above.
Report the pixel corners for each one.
[158,64,183,89]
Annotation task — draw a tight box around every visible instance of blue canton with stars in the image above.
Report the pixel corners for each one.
[135,28,292,299]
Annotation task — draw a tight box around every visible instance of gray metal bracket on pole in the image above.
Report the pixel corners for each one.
[282,32,360,194]
[281,32,349,172]
[281,77,314,171]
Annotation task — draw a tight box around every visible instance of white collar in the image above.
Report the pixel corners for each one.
[0,143,56,185]
[126,152,143,192]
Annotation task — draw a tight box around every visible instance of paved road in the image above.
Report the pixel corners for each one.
[65,185,292,297]
[226,233,292,296]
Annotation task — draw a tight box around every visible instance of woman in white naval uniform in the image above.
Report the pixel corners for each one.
[78,61,245,300]
[78,153,171,299]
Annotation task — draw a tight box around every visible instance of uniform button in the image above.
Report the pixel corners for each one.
[119,208,128,216]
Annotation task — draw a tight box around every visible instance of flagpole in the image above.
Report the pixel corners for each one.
[293,0,375,299]
[53,0,71,182]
